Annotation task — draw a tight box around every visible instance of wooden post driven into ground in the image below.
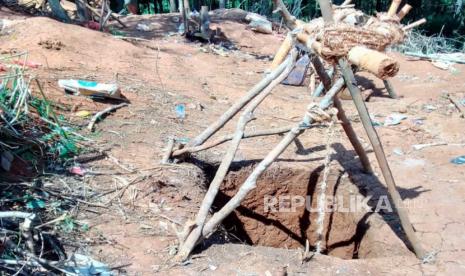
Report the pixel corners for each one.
[316,0,427,259]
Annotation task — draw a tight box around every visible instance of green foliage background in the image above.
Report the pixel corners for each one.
[138,0,465,40]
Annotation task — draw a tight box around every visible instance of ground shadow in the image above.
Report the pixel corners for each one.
[331,142,430,253]
[355,74,391,100]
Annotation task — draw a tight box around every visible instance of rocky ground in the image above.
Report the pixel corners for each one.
[1,7,465,275]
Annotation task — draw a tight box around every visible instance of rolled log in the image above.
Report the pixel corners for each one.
[347,46,399,79]
[397,4,412,20]
[271,35,293,69]
[387,0,402,17]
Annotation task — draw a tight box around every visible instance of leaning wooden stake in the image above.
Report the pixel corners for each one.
[271,34,293,69]
[177,50,297,260]
[317,0,427,259]
[198,77,344,245]
[172,125,293,157]
[87,103,128,131]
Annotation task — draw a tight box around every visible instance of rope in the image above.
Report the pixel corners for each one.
[305,102,338,123]
[314,110,337,254]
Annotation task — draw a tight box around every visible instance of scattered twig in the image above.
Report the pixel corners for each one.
[161,138,175,164]
[447,93,465,118]
[171,125,293,157]
[412,142,465,150]
[87,103,128,131]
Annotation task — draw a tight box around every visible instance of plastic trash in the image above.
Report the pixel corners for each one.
[450,155,465,165]
[1,151,13,171]
[75,110,92,118]
[58,79,122,100]
[384,113,407,126]
[12,60,41,69]
[370,114,382,126]
[282,55,310,86]
[69,166,86,176]
[64,254,111,276]
[84,21,101,31]
[178,23,185,34]
[175,104,186,119]
[412,118,424,125]
[423,104,437,112]
[176,137,190,144]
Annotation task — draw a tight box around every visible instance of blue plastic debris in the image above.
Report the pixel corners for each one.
[176,137,190,144]
[64,254,111,276]
[175,104,186,119]
[384,113,407,126]
[450,155,465,165]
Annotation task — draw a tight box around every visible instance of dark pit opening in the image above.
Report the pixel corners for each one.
[196,160,412,260]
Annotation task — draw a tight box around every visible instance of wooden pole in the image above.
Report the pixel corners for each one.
[169,0,177,12]
[48,0,71,23]
[177,51,298,260]
[172,125,293,157]
[219,0,226,9]
[397,4,412,20]
[189,54,295,147]
[403,18,427,31]
[183,0,191,15]
[341,0,353,6]
[310,59,373,174]
[387,0,402,17]
[199,76,344,242]
[272,0,299,29]
[271,34,293,69]
[317,0,427,260]
[161,138,175,164]
[383,79,398,99]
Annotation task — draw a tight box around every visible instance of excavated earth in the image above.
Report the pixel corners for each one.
[1,7,465,275]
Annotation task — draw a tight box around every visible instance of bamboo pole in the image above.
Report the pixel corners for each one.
[317,0,427,260]
[387,0,402,17]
